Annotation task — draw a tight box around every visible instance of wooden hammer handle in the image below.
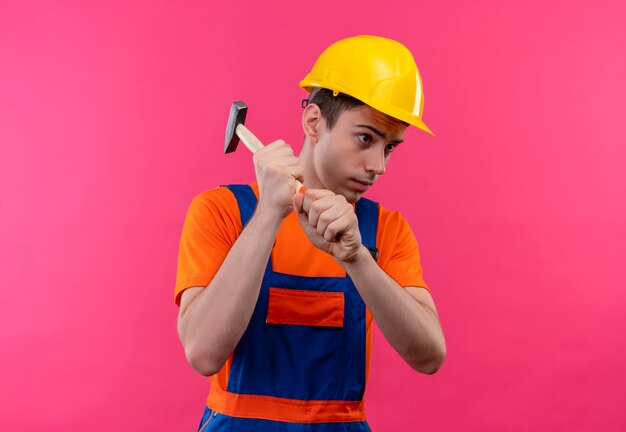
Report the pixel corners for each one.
[235,124,304,191]
[235,123,265,153]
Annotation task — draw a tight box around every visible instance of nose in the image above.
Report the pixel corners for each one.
[364,147,386,176]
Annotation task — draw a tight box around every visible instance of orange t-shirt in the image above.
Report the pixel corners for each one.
[175,183,428,306]
[175,183,429,417]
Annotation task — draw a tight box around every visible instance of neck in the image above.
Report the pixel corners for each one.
[298,140,323,190]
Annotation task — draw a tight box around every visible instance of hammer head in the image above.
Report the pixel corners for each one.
[224,101,248,154]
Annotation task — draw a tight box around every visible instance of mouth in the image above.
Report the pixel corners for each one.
[349,178,374,192]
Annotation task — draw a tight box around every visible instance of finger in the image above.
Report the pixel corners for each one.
[265,139,289,149]
[285,165,304,181]
[293,192,304,213]
[316,204,349,237]
[306,196,338,228]
[309,194,349,223]
[255,142,295,160]
[255,148,296,164]
[265,156,300,168]
[295,206,332,249]
[255,156,301,181]
[302,189,334,215]
[323,213,356,242]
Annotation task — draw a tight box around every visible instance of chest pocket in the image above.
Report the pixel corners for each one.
[266,287,345,327]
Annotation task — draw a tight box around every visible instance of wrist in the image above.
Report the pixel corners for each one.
[252,203,287,229]
[337,245,372,268]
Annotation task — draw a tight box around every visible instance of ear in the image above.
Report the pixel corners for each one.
[302,103,325,144]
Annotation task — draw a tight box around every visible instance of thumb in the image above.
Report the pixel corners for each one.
[292,192,305,214]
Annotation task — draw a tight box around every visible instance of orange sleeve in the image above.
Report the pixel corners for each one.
[174,187,243,306]
[377,207,429,291]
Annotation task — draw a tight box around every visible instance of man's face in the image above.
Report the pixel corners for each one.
[310,105,408,203]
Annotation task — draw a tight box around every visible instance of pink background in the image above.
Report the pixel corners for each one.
[1,1,625,430]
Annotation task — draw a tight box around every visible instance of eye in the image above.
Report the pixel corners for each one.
[357,133,372,144]
[385,144,398,154]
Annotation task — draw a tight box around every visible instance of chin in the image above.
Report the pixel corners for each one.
[328,182,363,203]
[341,189,362,204]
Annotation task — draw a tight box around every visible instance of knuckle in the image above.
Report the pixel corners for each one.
[325,221,336,233]
[310,201,324,213]
[319,212,332,224]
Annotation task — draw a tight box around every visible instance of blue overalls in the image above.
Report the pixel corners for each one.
[197,185,378,431]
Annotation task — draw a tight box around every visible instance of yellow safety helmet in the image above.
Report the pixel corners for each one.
[300,35,433,135]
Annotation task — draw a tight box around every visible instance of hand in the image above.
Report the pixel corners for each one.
[253,140,303,219]
[293,189,363,263]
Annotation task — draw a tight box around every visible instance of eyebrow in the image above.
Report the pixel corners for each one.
[356,124,404,144]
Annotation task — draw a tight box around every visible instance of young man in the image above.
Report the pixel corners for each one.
[175,35,446,431]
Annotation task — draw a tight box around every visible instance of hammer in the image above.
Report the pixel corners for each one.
[224,101,304,191]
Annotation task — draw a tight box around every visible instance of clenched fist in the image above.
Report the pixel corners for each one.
[293,189,363,263]
[254,140,304,219]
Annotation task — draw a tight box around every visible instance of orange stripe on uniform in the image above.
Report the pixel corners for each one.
[207,387,366,423]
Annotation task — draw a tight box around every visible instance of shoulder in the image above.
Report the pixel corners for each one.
[185,183,258,236]
[376,202,414,239]
[190,185,237,211]
[188,183,258,217]
[373,202,428,289]
[375,202,421,262]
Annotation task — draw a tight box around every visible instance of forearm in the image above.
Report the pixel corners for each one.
[178,207,282,375]
[342,246,446,373]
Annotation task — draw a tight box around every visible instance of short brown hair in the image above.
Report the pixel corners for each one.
[304,88,366,129]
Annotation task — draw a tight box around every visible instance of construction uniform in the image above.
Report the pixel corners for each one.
[175,183,429,431]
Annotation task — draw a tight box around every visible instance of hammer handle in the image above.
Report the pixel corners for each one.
[235,123,265,153]
[235,124,304,191]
